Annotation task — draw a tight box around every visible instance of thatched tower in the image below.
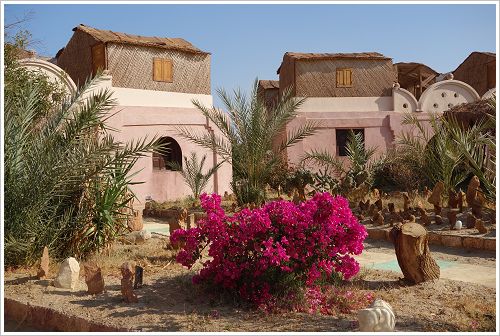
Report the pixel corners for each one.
[277,52,397,97]
[56,24,211,94]
[453,52,496,96]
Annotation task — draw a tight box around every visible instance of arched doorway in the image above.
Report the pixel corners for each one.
[152,136,182,171]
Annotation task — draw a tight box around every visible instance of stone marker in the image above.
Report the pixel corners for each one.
[428,181,444,215]
[128,209,144,232]
[84,262,105,295]
[388,203,395,213]
[447,209,459,229]
[466,176,480,207]
[471,191,485,218]
[457,190,465,212]
[466,213,477,229]
[372,211,384,226]
[448,190,458,209]
[121,261,138,303]
[475,219,488,234]
[54,257,80,290]
[37,246,49,279]
[134,265,144,289]
[455,220,463,230]
[435,215,443,225]
[188,213,196,229]
[358,299,395,332]
[368,204,377,217]
[402,192,410,212]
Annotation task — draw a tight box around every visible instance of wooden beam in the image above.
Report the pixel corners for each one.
[421,74,437,88]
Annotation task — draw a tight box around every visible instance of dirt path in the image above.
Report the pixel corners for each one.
[3,237,496,332]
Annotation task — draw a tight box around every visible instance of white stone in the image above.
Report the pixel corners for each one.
[140,229,152,241]
[54,257,80,290]
[455,220,463,230]
[358,299,395,332]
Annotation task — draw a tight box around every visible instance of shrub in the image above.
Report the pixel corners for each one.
[171,192,367,307]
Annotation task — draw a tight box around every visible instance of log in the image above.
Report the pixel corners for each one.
[390,222,440,284]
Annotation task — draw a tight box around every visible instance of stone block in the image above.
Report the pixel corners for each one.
[367,228,386,240]
[427,232,442,245]
[483,238,496,251]
[440,235,462,248]
[462,237,485,250]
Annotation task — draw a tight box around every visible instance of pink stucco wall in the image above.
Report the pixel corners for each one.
[285,79,484,171]
[105,105,232,207]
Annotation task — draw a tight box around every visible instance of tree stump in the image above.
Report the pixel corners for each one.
[390,222,440,284]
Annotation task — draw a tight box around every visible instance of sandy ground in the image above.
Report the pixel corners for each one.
[4,235,497,332]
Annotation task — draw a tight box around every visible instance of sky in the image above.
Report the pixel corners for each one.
[3,2,497,107]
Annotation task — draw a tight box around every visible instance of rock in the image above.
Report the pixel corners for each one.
[134,265,143,289]
[435,215,443,225]
[388,203,395,213]
[402,192,410,212]
[448,190,458,209]
[455,220,463,230]
[54,257,80,290]
[466,176,480,207]
[374,199,383,211]
[447,209,459,229]
[121,261,138,303]
[125,229,151,244]
[475,219,488,234]
[358,299,395,332]
[84,262,104,295]
[37,246,49,279]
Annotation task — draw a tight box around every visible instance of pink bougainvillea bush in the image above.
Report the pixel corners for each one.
[171,192,368,308]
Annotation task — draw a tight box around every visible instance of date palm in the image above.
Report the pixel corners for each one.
[178,79,318,205]
[168,152,222,202]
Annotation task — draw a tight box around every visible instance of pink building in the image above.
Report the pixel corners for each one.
[259,52,494,169]
[47,25,232,206]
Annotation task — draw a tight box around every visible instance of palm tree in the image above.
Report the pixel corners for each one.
[4,76,161,266]
[301,130,378,193]
[168,152,222,202]
[177,79,318,205]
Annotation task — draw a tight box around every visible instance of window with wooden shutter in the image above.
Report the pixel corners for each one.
[336,68,353,87]
[153,58,173,82]
[91,43,106,76]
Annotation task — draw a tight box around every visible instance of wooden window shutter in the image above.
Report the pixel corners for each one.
[336,69,344,87]
[336,68,353,87]
[153,58,173,82]
[91,43,106,76]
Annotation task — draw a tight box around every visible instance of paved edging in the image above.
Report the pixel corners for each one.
[4,297,127,332]
[366,227,496,251]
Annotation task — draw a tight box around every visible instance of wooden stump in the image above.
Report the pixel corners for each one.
[390,222,440,284]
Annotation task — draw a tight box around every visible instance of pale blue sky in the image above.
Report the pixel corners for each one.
[3,3,497,107]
